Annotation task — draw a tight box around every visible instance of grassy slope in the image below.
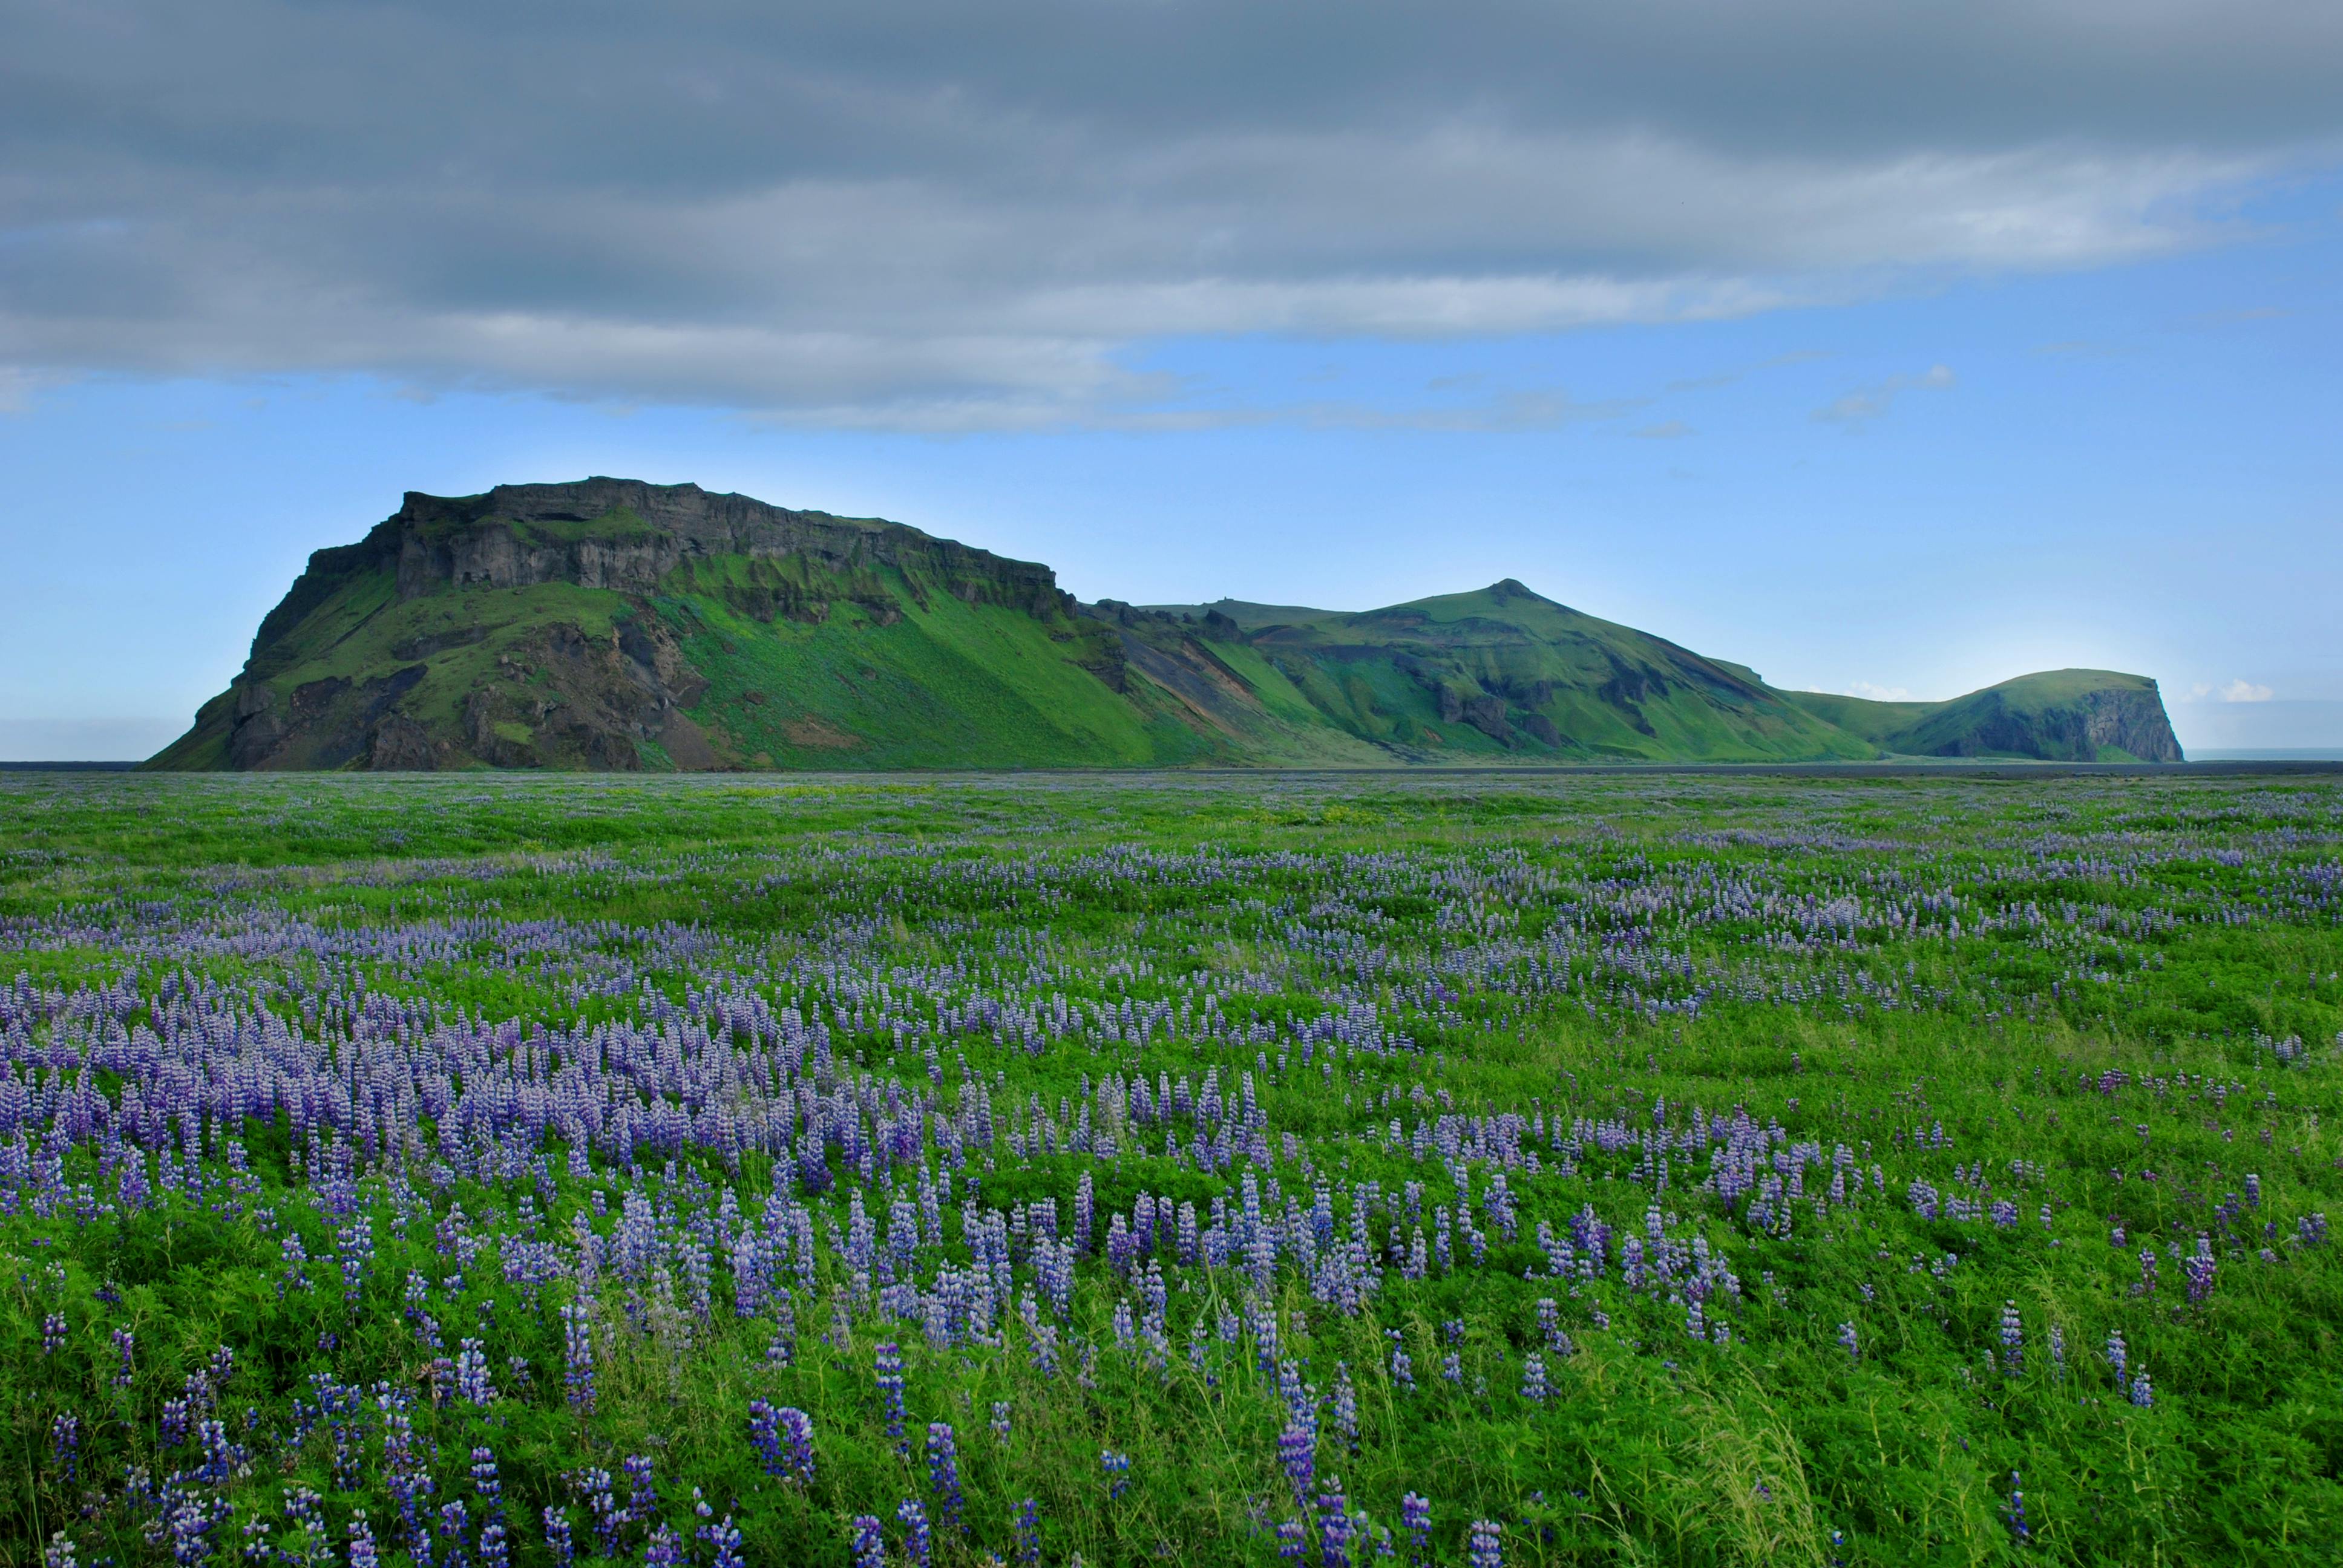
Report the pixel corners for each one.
[669,572,1202,769]
[1775,690,1935,745]
[1239,583,1876,762]
[1119,635,1399,765]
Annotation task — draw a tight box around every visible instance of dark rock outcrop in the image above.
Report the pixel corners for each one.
[376,478,1069,616]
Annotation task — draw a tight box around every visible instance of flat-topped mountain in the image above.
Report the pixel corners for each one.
[149,479,2183,770]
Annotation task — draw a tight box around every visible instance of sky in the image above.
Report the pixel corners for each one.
[2,0,2339,760]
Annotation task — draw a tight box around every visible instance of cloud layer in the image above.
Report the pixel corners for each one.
[2193,679,2277,703]
[4,0,2339,425]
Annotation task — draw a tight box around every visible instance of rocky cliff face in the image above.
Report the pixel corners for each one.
[1925,685,2184,763]
[1895,679,2185,763]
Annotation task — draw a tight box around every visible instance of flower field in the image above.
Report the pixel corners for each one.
[1,769,2338,1566]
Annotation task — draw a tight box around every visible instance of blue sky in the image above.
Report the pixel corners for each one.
[4,1,2339,759]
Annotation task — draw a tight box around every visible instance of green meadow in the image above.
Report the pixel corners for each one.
[0,769,2336,1567]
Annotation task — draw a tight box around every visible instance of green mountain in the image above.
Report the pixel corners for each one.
[149,479,2183,771]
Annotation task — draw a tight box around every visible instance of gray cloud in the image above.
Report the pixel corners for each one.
[3,0,2339,426]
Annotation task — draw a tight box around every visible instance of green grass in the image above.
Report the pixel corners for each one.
[669,575,1179,767]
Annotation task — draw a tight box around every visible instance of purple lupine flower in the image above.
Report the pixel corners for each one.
[2048,1324,2066,1381]
[110,1327,134,1388]
[1467,1518,1502,1568]
[1333,1363,1360,1452]
[1536,1298,1572,1356]
[1101,1449,1132,1500]
[195,1419,243,1486]
[749,1401,786,1478]
[1400,1494,1432,1568]
[49,1414,80,1482]
[850,1515,886,1568]
[284,1486,326,1538]
[381,1404,434,1554]
[876,1341,909,1455]
[698,1515,745,1568]
[2184,1236,2217,1304]
[2129,1369,2154,1408]
[470,1448,503,1520]
[1318,1485,1355,1568]
[926,1423,964,1530]
[991,1400,1014,1446]
[897,1499,932,1566]
[773,1406,818,1483]
[643,1523,682,1568]
[1388,1330,1415,1391]
[439,1500,471,1568]
[1014,1498,1041,1566]
[1277,1519,1309,1561]
[41,1313,65,1356]
[2103,1331,2127,1380]
[542,1508,574,1568]
[163,1483,230,1566]
[2005,1472,2031,1545]
[1278,1425,1316,1506]
[455,1338,497,1406]
[1836,1322,1859,1363]
[578,1468,620,1558]
[349,1513,380,1568]
[43,1534,76,1568]
[560,1304,595,1415]
[1998,1302,2024,1375]
[479,1523,509,1568]
[1521,1353,1550,1403]
[623,1454,657,1533]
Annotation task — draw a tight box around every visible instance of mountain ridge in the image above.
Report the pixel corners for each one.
[149,479,2184,771]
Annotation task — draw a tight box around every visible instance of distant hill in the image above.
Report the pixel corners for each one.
[149,479,2183,771]
[1780,671,2183,763]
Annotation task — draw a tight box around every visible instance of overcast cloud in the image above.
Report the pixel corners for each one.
[5,0,2340,426]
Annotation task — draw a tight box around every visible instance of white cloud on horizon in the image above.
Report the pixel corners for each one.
[2188,679,2277,702]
